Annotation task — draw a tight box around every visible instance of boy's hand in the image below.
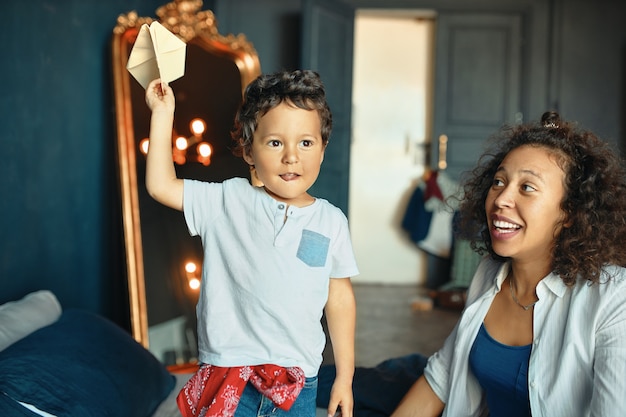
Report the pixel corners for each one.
[327,380,353,417]
[145,78,175,113]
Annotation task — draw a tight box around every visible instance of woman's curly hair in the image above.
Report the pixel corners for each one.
[230,69,332,158]
[456,111,626,285]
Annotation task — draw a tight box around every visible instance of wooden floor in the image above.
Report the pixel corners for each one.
[323,283,461,367]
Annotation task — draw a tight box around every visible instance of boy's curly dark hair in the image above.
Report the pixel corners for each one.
[457,111,626,285]
[230,69,332,158]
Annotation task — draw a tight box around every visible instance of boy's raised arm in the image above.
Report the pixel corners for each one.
[144,79,184,211]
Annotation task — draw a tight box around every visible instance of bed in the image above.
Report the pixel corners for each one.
[0,290,193,417]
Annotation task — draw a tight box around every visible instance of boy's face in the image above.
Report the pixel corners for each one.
[244,101,325,207]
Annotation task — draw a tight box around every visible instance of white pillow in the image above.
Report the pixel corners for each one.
[0,290,62,352]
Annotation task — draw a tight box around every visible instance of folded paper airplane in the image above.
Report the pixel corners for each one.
[126,21,186,89]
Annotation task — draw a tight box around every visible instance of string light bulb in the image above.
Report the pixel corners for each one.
[175,136,189,151]
[184,261,201,291]
[139,138,150,154]
[185,262,197,274]
[190,118,206,136]
[139,117,212,166]
[188,278,201,290]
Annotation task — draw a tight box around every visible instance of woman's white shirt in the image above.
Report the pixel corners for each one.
[424,257,626,417]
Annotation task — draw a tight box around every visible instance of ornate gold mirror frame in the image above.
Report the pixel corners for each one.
[112,0,261,360]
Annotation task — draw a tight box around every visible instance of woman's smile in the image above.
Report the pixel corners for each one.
[490,215,522,238]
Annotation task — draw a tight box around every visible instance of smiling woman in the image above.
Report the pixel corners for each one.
[388,111,626,417]
[111,0,260,365]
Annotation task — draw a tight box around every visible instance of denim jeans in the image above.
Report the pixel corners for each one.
[234,376,318,417]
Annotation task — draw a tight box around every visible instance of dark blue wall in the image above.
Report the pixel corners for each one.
[0,0,215,325]
[214,0,302,73]
[1,0,624,328]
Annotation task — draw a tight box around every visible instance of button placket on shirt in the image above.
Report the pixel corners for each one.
[273,204,287,242]
[273,204,299,246]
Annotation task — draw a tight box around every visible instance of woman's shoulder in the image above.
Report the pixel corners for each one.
[572,265,626,327]
[592,264,626,289]
[569,265,626,307]
[601,264,626,280]
[573,264,626,288]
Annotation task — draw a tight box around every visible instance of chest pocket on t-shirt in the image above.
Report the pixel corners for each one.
[297,230,330,267]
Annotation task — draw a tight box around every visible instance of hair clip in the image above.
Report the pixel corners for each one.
[544,122,559,128]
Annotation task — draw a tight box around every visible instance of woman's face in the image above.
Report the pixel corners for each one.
[485,145,567,265]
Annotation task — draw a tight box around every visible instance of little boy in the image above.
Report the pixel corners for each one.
[144,70,358,417]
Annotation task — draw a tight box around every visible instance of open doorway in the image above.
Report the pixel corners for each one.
[349,10,437,285]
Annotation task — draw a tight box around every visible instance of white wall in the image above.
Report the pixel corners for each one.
[349,13,434,284]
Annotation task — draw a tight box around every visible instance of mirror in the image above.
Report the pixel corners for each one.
[112,0,261,366]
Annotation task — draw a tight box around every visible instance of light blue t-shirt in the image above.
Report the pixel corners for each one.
[184,178,359,376]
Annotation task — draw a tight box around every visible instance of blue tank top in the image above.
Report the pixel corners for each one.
[469,323,532,417]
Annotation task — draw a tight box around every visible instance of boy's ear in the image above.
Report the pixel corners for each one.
[249,166,264,187]
[319,142,327,164]
[242,148,254,166]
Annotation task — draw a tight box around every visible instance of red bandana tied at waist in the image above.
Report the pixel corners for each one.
[177,364,306,417]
